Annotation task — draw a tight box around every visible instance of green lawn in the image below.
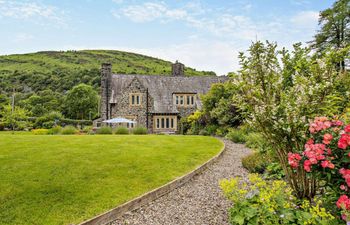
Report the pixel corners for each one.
[0,134,223,225]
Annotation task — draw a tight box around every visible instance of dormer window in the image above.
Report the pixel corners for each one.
[129,93,142,106]
[173,93,196,107]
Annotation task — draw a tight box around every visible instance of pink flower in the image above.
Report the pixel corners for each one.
[323,133,333,145]
[288,152,302,168]
[337,195,350,210]
[321,160,335,169]
[338,134,350,149]
[334,120,344,126]
[345,125,350,133]
[340,185,348,191]
[304,160,312,172]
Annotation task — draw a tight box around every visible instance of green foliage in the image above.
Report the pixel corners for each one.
[310,0,349,71]
[64,84,99,120]
[19,90,64,117]
[201,82,241,127]
[132,126,147,135]
[0,105,29,130]
[225,129,247,143]
[47,126,62,135]
[82,126,92,134]
[34,111,63,129]
[114,126,129,135]
[31,129,49,135]
[233,41,349,198]
[241,152,271,173]
[220,174,341,225]
[61,125,78,135]
[96,126,113,135]
[245,132,272,153]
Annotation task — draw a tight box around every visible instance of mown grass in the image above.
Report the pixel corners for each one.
[0,134,222,225]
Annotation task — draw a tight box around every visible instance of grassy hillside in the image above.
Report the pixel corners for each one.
[0,50,215,94]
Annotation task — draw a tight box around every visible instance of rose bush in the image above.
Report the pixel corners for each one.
[288,116,350,222]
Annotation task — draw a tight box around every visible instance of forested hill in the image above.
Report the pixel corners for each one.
[0,50,215,94]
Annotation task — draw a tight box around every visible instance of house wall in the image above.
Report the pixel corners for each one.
[110,78,154,132]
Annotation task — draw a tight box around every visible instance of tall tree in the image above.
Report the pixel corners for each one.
[64,84,99,120]
[310,0,350,70]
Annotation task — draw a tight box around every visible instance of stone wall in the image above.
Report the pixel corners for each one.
[110,77,154,132]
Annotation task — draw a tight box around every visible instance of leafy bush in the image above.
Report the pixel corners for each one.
[0,123,4,131]
[220,174,341,225]
[32,129,49,135]
[96,126,113,135]
[82,126,92,134]
[199,129,209,136]
[287,117,350,221]
[225,129,246,143]
[245,132,272,153]
[114,126,129,135]
[61,125,77,135]
[34,111,62,129]
[241,152,270,173]
[133,126,147,135]
[47,126,62,135]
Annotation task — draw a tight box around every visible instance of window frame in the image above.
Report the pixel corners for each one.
[129,93,142,106]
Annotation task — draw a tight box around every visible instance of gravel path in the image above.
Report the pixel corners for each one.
[110,139,251,225]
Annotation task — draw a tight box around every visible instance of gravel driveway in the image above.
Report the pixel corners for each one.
[110,139,251,225]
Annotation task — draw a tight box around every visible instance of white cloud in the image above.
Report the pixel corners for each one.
[290,0,310,6]
[13,33,34,42]
[291,10,319,28]
[112,0,123,4]
[0,0,66,24]
[116,2,188,23]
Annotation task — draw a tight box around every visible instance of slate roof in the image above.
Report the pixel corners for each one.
[110,74,228,114]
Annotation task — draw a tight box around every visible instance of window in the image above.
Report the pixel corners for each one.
[153,116,177,130]
[129,93,142,106]
[124,115,136,128]
[173,93,196,107]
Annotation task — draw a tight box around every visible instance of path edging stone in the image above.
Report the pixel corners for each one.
[77,138,226,225]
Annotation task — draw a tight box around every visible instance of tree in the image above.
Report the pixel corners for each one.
[0,105,28,130]
[19,90,64,117]
[201,82,241,127]
[233,41,348,199]
[310,0,350,70]
[64,84,99,120]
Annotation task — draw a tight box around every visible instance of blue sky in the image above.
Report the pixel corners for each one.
[0,0,335,74]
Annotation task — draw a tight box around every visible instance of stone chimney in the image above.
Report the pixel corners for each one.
[172,60,185,76]
[100,63,112,120]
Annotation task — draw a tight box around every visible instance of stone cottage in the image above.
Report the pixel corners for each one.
[97,62,228,133]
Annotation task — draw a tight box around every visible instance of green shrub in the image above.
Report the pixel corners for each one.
[205,125,219,135]
[32,129,49,135]
[61,125,77,135]
[245,132,272,153]
[199,129,209,136]
[48,126,62,135]
[0,122,4,131]
[34,111,62,129]
[241,152,270,173]
[96,126,113,135]
[82,126,93,134]
[225,129,246,143]
[114,126,129,135]
[220,174,341,225]
[133,126,147,135]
